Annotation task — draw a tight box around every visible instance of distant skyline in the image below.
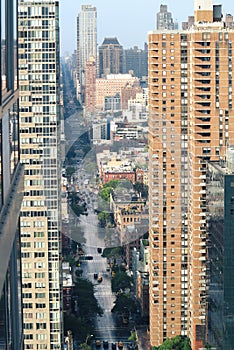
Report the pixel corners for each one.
[60,0,234,55]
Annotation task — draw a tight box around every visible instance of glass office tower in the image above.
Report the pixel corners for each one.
[207,155,234,350]
[0,0,24,348]
[18,1,63,349]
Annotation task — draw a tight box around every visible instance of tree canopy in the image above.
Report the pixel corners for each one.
[64,314,94,343]
[111,271,132,293]
[152,336,192,350]
[72,278,103,318]
[102,246,123,259]
[111,293,139,316]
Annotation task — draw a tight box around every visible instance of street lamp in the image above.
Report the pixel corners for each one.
[85,334,94,345]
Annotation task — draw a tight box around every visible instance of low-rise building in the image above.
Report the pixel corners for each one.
[96,74,139,110]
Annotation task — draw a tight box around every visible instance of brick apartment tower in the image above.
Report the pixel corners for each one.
[148,0,234,349]
[85,56,96,116]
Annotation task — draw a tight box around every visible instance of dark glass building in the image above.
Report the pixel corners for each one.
[0,0,24,348]
[207,155,234,350]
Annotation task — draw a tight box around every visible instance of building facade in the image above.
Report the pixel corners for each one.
[121,81,142,110]
[207,154,234,350]
[0,0,24,348]
[98,37,123,78]
[95,74,139,110]
[123,44,148,79]
[156,4,178,31]
[148,1,234,349]
[76,4,97,104]
[85,56,96,116]
[18,1,63,349]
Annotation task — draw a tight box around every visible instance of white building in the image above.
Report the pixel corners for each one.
[76,4,97,103]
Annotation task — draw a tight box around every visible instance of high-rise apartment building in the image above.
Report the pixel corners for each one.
[148,1,234,349]
[76,4,97,103]
[98,37,123,78]
[18,1,63,349]
[182,16,195,30]
[85,56,96,116]
[0,1,24,348]
[156,4,178,31]
[123,44,148,79]
[225,13,234,29]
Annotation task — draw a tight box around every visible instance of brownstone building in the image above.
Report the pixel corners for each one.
[103,170,135,185]
[148,1,234,349]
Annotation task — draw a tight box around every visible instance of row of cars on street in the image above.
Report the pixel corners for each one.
[95,339,124,349]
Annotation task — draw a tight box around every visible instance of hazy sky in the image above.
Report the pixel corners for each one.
[60,0,234,55]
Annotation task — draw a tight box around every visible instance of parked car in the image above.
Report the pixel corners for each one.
[97,276,103,283]
[94,273,98,279]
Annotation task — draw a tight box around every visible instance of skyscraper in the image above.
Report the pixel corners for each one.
[18,1,63,349]
[148,0,234,349]
[85,56,96,116]
[98,37,123,78]
[207,150,234,350]
[76,4,97,104]
[156,4,178,31]
[0,0,24,348]
[123,44,148,79]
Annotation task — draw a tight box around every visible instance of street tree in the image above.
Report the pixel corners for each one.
[72,278,103,318]
[111,293,139,316]
[111,271,132,293]
[152,335,192,350]
[64,314,94,343]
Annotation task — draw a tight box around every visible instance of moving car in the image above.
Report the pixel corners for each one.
[97,247,102,253]
[103,340,109,348]
[118,341,124,349]
[95,339,101,347]
[94,273,98,279]
[97,276,103,283]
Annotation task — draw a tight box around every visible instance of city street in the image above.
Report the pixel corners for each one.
[72,194,134,348]
[64,94,138,348]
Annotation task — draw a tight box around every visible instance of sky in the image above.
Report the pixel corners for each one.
[60,0,234,55]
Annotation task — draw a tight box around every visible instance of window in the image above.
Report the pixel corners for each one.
[35,272,45,278]
[36,293,46,298]
[24,323,33,330]
[25,334,33,340]
[35,252,45,258]
[34,242,45,248]
[34,232,45,237]
[35,262,45,269]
